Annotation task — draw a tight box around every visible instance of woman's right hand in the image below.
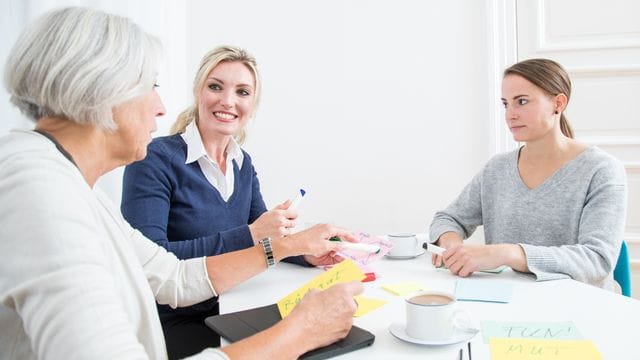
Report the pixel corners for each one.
[280,223,355,260]
[249,199,297,244]
[284,281,364,353]
[432,231,464,268]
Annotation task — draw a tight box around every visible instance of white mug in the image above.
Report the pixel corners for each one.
[387,233,418,257]
[405,290,472,341]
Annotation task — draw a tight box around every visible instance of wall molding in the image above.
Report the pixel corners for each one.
[567,65,640,77]
[577,135,640,146]
[487,0,519,155]
[623,162,640,171]
[536,0,640,52]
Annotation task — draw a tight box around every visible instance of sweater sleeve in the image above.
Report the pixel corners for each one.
[520,161,627,285]
[429,170,484,243]
[121,146,252,258]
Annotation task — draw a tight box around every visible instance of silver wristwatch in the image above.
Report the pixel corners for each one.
[259,237,275,268]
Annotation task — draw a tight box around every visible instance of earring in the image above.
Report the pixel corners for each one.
[554,111,559,114]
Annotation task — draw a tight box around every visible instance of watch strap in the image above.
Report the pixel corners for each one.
[259,237,275,268]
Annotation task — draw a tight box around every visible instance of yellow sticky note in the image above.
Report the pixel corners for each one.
[353,295,388,317]
[277,259,365,318]
[489,338,602,360]
[381,282,427,296]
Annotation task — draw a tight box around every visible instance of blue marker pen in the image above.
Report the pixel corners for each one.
[289,188,306,211]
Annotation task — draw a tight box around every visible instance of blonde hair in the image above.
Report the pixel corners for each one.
[170,45,260,144]
[504,58,574,138]
[4,7,161,131]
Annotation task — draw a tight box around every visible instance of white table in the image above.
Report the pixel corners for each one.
[218,254,640,359]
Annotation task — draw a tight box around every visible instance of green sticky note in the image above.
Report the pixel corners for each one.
[481,321,583,343]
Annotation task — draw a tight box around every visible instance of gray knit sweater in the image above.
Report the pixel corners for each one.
[430,146,627,290]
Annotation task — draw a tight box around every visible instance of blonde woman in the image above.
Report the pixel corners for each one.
[121,46,343,357]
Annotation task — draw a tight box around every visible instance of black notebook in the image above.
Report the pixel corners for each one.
[205,303,375,359]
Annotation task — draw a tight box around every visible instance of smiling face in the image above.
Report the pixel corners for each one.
[196,61,256,141]
[501,74,561,143]
[111,87,166,163]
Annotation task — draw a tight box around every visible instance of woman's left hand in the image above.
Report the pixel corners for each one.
[249,199,297,243]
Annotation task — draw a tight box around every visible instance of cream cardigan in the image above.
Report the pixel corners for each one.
[0,130,227,359]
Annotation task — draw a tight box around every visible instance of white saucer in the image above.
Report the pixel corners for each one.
[385,249,425,259]
[388,322,477,346]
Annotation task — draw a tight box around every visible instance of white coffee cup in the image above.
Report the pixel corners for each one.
[405,290,472,341]
[387,233,418,257]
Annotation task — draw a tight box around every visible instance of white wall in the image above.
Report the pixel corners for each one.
[0,0,189,205]
[184,0,498,236]
[1,0,504,239]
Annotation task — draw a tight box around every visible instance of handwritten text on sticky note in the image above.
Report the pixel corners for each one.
[489,338,602,360]
[277,259,365,318]
[481,321,582,343]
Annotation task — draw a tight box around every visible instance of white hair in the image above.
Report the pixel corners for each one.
[4,7,162,130]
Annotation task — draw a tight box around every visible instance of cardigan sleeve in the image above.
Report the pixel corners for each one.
[1,156,152,359]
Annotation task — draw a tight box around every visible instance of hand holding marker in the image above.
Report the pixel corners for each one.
[415,232,446,255]
[289,188,379,253]
[289,188,306,211]
[422,242,445,256]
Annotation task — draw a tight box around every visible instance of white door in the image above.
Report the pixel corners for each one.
[516,0,640,297]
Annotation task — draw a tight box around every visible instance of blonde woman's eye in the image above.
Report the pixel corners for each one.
[518,98,528,105]
[153,83,160,88]
[238,89,250,96]
[208,83,221,91]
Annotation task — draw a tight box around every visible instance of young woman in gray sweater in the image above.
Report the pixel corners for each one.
[429,59,627,292]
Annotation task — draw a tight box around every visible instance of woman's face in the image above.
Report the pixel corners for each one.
[196,61,256,140]
[501,74,559,143]
[111,86,166,163]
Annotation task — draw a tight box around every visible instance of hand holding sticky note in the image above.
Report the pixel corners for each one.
[277,259,365,318]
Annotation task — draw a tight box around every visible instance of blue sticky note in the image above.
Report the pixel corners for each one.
[455,278,513,303]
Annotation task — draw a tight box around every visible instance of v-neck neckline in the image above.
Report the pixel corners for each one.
[512,146,593,193]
